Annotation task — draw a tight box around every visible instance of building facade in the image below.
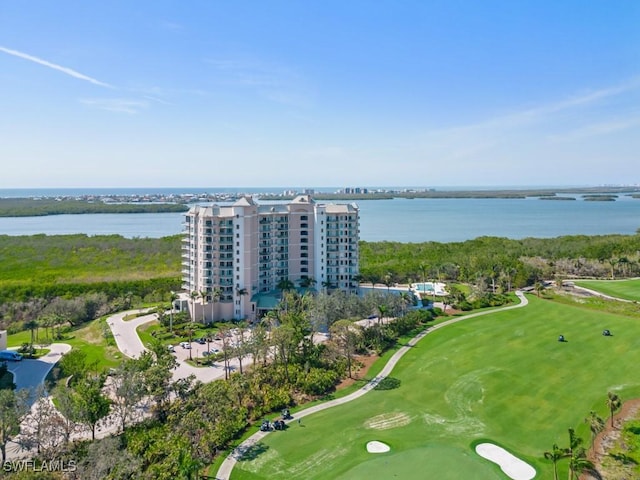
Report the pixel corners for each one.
[181,195,359,322]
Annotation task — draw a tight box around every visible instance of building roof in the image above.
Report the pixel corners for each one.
[251,292,281,310]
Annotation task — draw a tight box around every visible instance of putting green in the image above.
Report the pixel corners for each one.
[336,445,503,479]
[232,296,640,479]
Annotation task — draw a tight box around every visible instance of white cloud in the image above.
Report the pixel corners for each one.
[80,98,148,114]
[0,45,113,88]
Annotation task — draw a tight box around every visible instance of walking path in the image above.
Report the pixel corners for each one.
[215,291,529,480]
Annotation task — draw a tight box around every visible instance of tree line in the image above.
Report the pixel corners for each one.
[0,198,188,217]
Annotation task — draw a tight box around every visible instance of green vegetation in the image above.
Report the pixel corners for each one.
[0,234,180,285]
[574,278,640,302]
[8,318,122,372]
[359,233,640,286]
[232,295,640,479]
[601,417,640,478]
[0,198,188,217]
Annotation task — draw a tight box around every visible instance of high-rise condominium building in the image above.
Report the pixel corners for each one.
[181,195,359,322]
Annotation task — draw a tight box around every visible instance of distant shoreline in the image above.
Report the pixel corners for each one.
[0,186,638,217]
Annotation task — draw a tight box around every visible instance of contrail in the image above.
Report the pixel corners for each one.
[0,45,113,88]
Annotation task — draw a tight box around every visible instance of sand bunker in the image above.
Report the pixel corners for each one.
[475,443,535,480]
[366,441,390,453]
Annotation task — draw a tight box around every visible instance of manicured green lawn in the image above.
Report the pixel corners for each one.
[574,278,640,302]
[7,318,122,371]
[232,296,640,479]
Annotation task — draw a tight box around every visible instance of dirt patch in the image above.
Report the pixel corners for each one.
[581,398,640,480]
[334,354,379,391]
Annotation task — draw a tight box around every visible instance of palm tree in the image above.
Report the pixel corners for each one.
[534,281,545,298]
[189,291,198,322]
[584,411,605,453]
[169,291,178,334]
[210,287,222,324]
[568,447,593,480]
[399,291,412,316]
[199,290,207,323]
[24,320,39,352]
[276,279,294,296]
[236,288,248,319]
[382,273,394,293]
[567,428,583,459]
[543,443,569,480]
[606,391,622,428]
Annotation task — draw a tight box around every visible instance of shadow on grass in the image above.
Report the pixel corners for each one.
[374,377,401,390]
[236,442,270,462]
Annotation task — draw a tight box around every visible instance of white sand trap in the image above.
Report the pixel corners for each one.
[366,441,390,453]
[475,443,536,480]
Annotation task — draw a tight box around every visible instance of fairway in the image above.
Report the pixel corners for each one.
[574,278,640,302]
[232,296,640,479]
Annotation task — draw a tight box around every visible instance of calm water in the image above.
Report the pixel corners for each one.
[1,194,639,242]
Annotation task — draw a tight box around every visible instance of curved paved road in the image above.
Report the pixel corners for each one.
[107,310,233,383]
[6,343,71,396]
[215,291,529,480]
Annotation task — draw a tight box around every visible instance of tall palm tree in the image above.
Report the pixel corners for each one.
[276,278,294,296]
[169,291,178,334]
[584,411,605,453]
[236,288,248,319]
[189,291,198,322]
[210,287,222,324]
[543,443,569,480]
[24,320,39,352]
[567,428,583,459]
[606,391,622,428]
[568,447,593,480]
[382,273,394,293]
[199,290,208,323]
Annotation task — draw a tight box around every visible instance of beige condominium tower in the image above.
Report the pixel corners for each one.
[181,195,359,322]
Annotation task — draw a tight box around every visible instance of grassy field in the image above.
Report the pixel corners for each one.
[574,278,640,302]
[7,318,122,371]
[231,295,640,479]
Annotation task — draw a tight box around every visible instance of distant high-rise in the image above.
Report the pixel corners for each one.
[182,195,359,322]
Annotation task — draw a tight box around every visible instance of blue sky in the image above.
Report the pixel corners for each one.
[1,1,638,188]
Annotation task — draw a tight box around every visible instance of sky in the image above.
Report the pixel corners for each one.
[1,1,638,189]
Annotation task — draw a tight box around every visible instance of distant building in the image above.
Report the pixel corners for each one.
[182,195,359,322]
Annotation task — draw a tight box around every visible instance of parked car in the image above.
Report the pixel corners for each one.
[167,345,175,353]
[195,338,206,345]
[0,350,23,361]
[180,342,192,349]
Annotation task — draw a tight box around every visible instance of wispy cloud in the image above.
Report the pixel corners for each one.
[80,98,148,114]
[0,45,113,88]
[206,57,313,107]
[549,117,640,142]
[439,77,640,136]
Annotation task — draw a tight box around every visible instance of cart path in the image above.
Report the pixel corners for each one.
[215,291,529,480]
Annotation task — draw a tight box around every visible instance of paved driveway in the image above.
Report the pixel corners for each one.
[107,310,235,383]
[6,343,71,399]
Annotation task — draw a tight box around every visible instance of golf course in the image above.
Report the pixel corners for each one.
[575,278,640,302]
[231,293,640,479]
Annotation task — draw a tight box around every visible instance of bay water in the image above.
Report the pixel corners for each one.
[0,194,638,243]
